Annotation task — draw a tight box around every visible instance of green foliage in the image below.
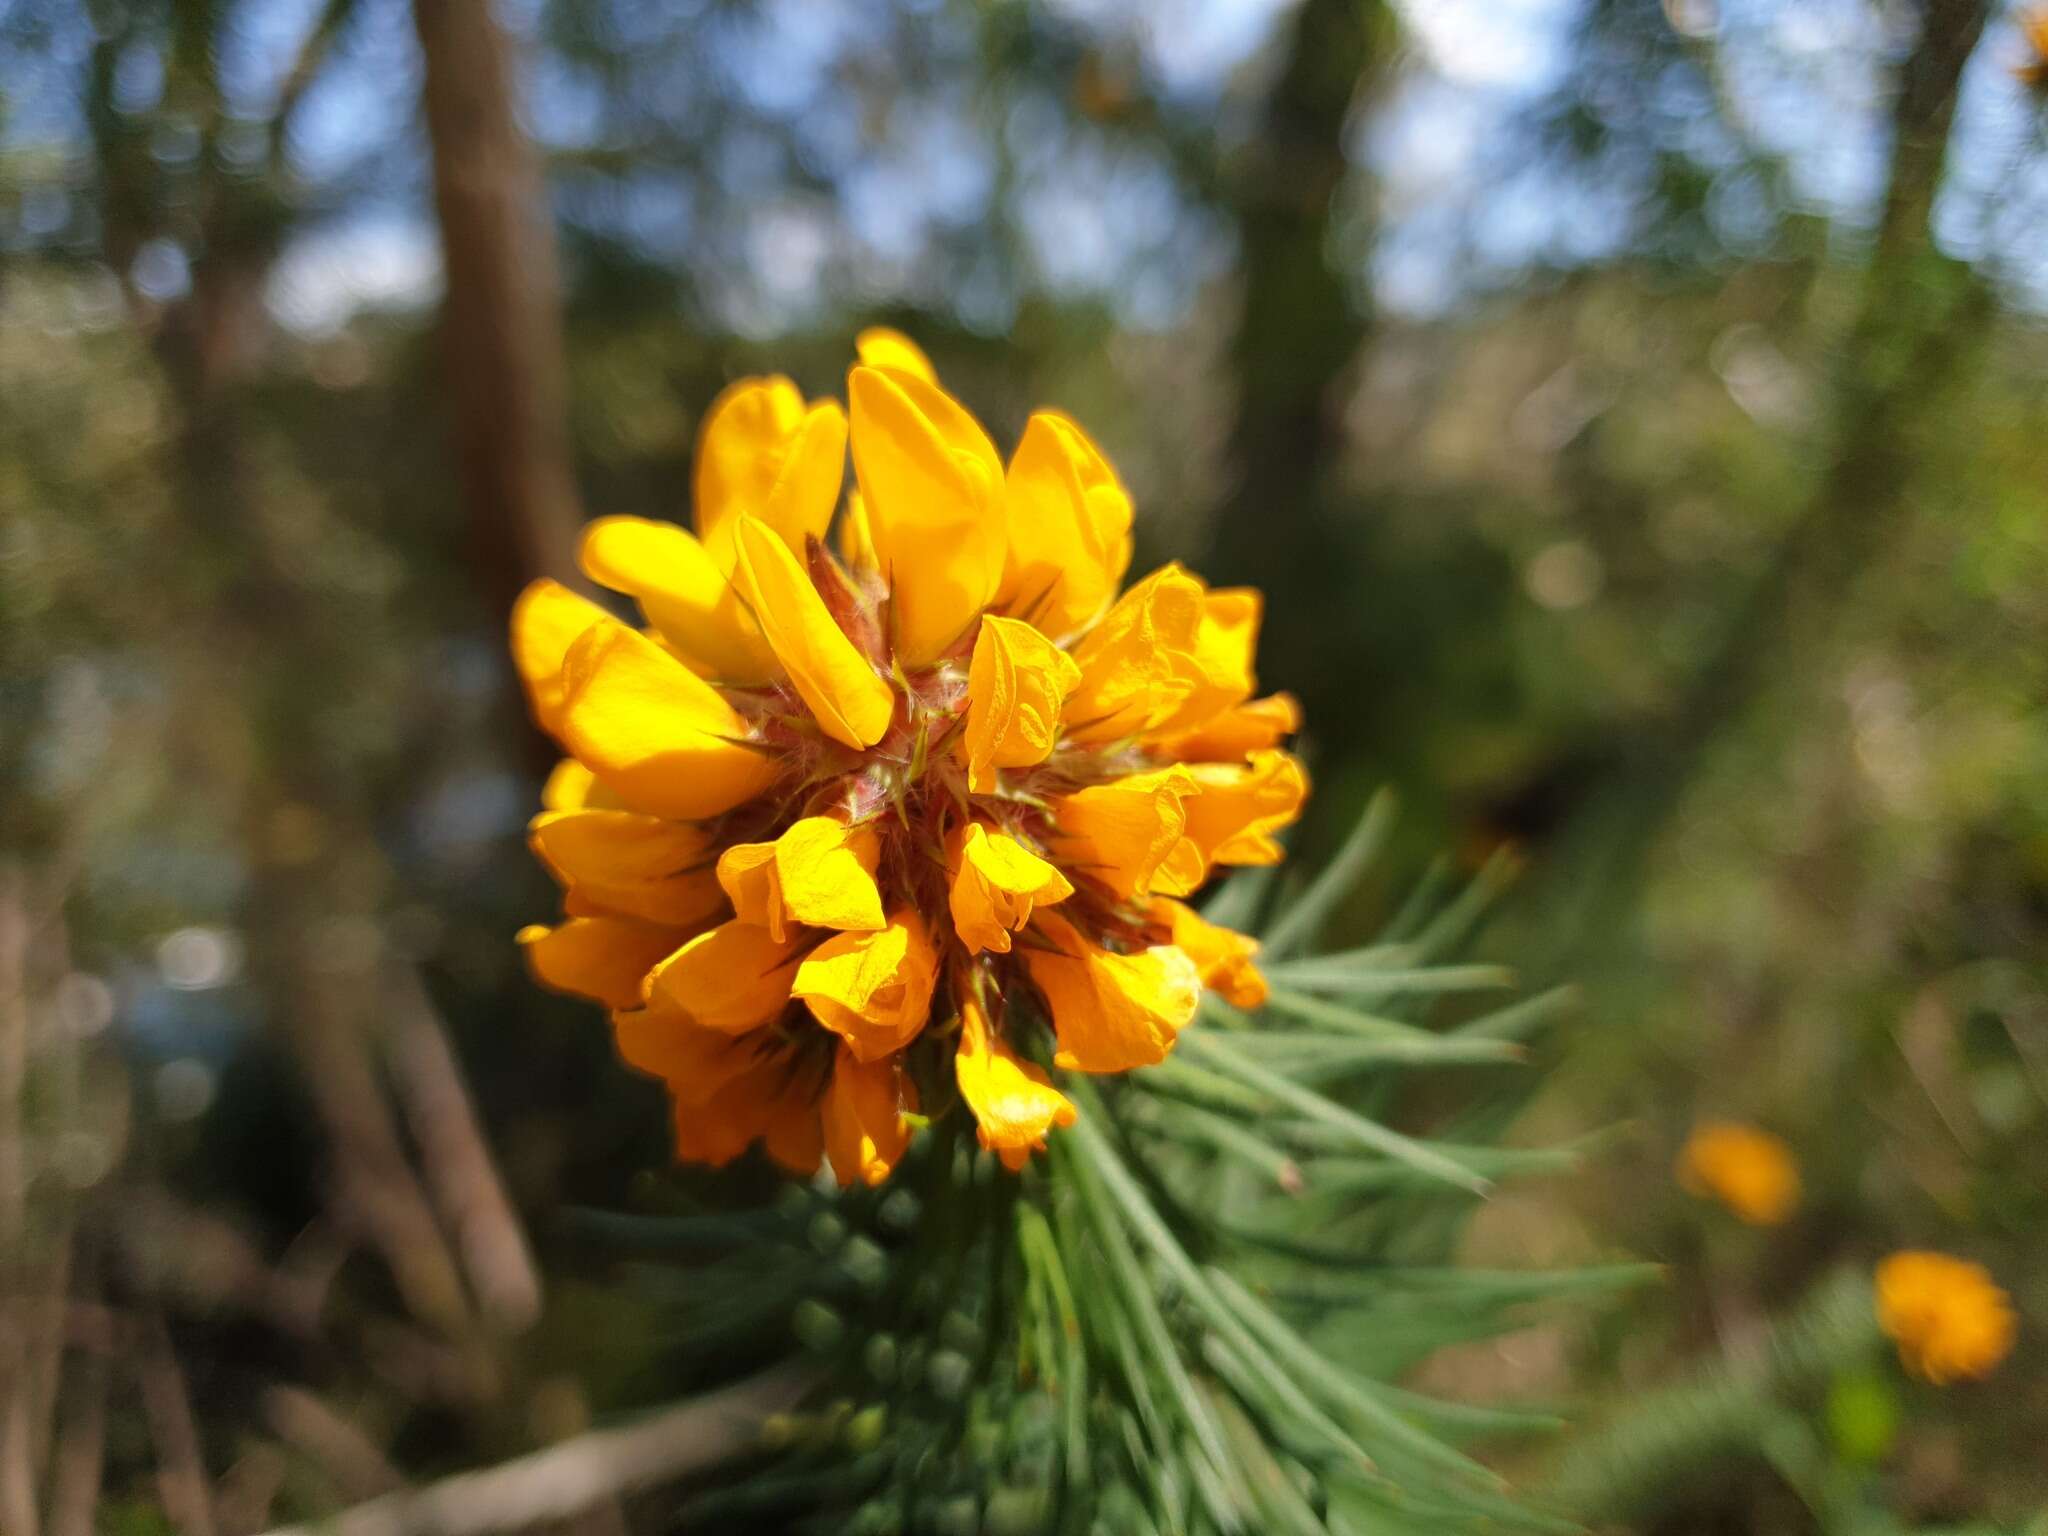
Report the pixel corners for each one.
[1545,1268,1883,1523]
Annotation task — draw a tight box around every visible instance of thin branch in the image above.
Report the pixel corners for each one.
[282,920,474,1336]
[383,965,542,1334]
[45,1293,108,1536]
[0,864,39,1536]
[0,864,29,1255]
[257,1361,818,1536]
[267,0,363,173]
[216,1447,289,1536]
[137,1315,219,1536]
[26,1222,74,1486]
[262,1387,405,1501]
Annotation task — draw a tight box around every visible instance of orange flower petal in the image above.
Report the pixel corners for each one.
[1048,766,1199,900]
[1062,564,1206,742]
[792,907,939,1062]
[847,365,1006,663]
[1000,411,1134,638]
[1024,912,1201,1074]
[517,916,683,1009]
[963,615,1080,791]
[644,919,805,1035]
[955,995,1075,1169]
[578,515,778,683]
[529,809,725,927]
[1154,749,1309,897]
[717,816,885,942]
[693,377,845,566]
[1151,898,1268,1009]
[854,327,938,383]
[947,822,1074,955]
[728,513,895,749]
[510,579,613,732]
[1152,693,1302,763]
[1876,1251,2016,1383]
[822,1046,916,1187]
[554,619,778,820]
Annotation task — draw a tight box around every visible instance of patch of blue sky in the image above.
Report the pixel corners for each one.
[267,212,442,334]
[1935,10,2048,308]
[1043,0,1297,101]
[275,0,423,187]
[1715,0,1892,220]
[1014,123,1222,325]
[709,0,860,120]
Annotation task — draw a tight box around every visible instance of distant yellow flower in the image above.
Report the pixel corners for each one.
[1676,1121,1800,1226]
[2017,6,2048,92]
[1875,1251,2016,1384]
[511,329,1305,1184]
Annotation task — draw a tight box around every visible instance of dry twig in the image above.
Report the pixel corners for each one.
[258,1361,817,1536]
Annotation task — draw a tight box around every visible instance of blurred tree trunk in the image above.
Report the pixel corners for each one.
[1544,0,1994,959]
[1210,0,1394,596]
[412,0,586,609]
[76,0,539,1406]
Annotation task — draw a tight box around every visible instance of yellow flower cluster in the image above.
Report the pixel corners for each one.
[511,331,1304,1185]
[1676,1121,1801,1227]
[1875,1251,2016,1384]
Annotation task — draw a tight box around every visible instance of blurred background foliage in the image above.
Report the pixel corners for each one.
[2,0,2046,1530]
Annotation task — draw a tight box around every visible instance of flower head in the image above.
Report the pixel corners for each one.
[512,332,1305,1183]
[1875,1251,2016,1384]
[1676,1120,1800,1226]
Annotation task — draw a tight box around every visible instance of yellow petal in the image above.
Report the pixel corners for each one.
[529,809,725,927]
[717,816,885,942]
[554,619,778,820]
[578,515,777,683]
[517,916,682,1009]
[947,822,1073,955]
[541,759,599,811]
[1151,693,1301,763]
[1023,912,1200,1074]
[822,1047,914,1187]
[1875,1251,2017,1383]
[1154,588,1260,735]
[1157,749,1309,896]
[693,377,846,564]
[612,1002,821,1170]
[1150,898,1268,1008]
[1061,564,1206,742]
[644,918,805,1034]
[729,514,895,749]
[838,490,879,574]
[668,1076,780,1167]
[854,327,938,383]
[613,1001,766,1104]
[1000,412,1134,637]
[963,616,1081,791]
[791,907,938,1062]
[1047,766,1199,900]
[847,365,1006,664]
[696,378,804,516]
[510,579,613,731]
[760,1085,825,1176]
[955,994,1076,1169]
[1677,1121,1801,1227]
[681,1066,808,1168]
[713,842,778,927]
